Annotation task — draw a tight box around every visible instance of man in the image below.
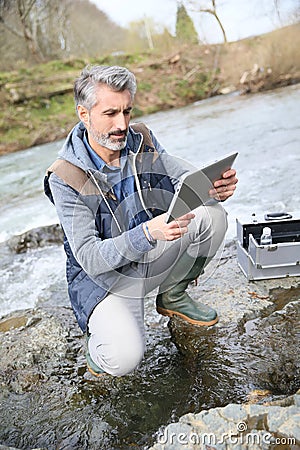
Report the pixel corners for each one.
[44,65,238,377]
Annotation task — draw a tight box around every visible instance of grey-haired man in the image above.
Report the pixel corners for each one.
[44,65,238,377]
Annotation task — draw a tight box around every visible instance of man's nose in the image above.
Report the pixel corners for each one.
[114,113,127,130]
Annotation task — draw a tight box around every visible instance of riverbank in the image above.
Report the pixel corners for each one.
[0,23,299,155]
[0,227,299,449]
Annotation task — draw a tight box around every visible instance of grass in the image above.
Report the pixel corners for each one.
[0,94,76,149]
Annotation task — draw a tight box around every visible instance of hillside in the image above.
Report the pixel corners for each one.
[0,23,299,155]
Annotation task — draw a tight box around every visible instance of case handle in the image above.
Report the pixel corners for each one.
[264,212,292,221]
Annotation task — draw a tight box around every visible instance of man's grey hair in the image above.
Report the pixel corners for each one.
[74,65,137,113]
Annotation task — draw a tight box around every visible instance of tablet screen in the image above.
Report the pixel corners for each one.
[165,152,238,223]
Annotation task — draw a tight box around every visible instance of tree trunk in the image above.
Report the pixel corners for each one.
[18,0,44,62]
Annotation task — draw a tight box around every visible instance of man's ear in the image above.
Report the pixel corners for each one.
[77,105,89,127]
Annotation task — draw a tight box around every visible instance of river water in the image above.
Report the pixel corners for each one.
[0,83,299,316]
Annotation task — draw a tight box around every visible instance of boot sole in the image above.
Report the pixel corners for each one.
[157,306,218,327]
[87,363,106,378]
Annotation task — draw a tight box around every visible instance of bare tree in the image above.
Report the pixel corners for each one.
[0,0,137,68]
[0,0,71,61]
[1,0,43,61]
[185,0,227,43]
[38,0,71,57]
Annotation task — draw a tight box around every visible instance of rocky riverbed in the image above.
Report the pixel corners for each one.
[0,227,299,449]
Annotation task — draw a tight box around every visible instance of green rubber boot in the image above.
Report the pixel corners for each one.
[156,254,218,326]
[86,334,106,377]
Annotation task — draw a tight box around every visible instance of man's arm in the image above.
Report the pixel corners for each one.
[49,173,155,279]
[50,171,194,278]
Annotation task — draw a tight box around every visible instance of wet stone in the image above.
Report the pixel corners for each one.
[0,307,78,393]
[267,405,299,433]
[0,313,28,332]
[7,224,63,254]
[218,403,248,423]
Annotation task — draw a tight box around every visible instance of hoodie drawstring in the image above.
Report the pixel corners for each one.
[87,169,122,233]
[129,145,153,220]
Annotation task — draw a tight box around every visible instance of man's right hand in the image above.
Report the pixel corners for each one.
[144,212,195,241]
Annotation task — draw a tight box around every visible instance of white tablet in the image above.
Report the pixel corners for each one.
[165,152,238,223]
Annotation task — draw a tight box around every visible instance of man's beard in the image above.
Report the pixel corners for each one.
[89,123,128,151]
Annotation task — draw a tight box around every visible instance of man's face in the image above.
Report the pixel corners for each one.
[79,84,133,151]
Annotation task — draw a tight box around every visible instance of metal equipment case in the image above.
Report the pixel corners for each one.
[236,212,300,280]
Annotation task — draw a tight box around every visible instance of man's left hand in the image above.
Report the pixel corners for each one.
[209,168,238,201]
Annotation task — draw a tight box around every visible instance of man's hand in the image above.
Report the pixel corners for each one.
[209,168,238,201]
[145,212,195,241]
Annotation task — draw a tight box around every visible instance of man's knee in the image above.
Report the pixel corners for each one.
[190,203,228,258]
[109,343,144,376]
[89,335,145,377]
[210,203,228,237]
[205,203,228,255]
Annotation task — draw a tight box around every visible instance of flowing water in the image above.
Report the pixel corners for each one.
[0,84,299,449]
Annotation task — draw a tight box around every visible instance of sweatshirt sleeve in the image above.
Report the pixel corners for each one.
[49,172,155,279]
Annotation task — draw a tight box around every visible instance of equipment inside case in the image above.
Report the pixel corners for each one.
[238,212,300,248]
[236,212,300,280]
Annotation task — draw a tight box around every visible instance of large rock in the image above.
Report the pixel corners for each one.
[0,307,83,395]
[6,224,63,254]
[150,391,300,449]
